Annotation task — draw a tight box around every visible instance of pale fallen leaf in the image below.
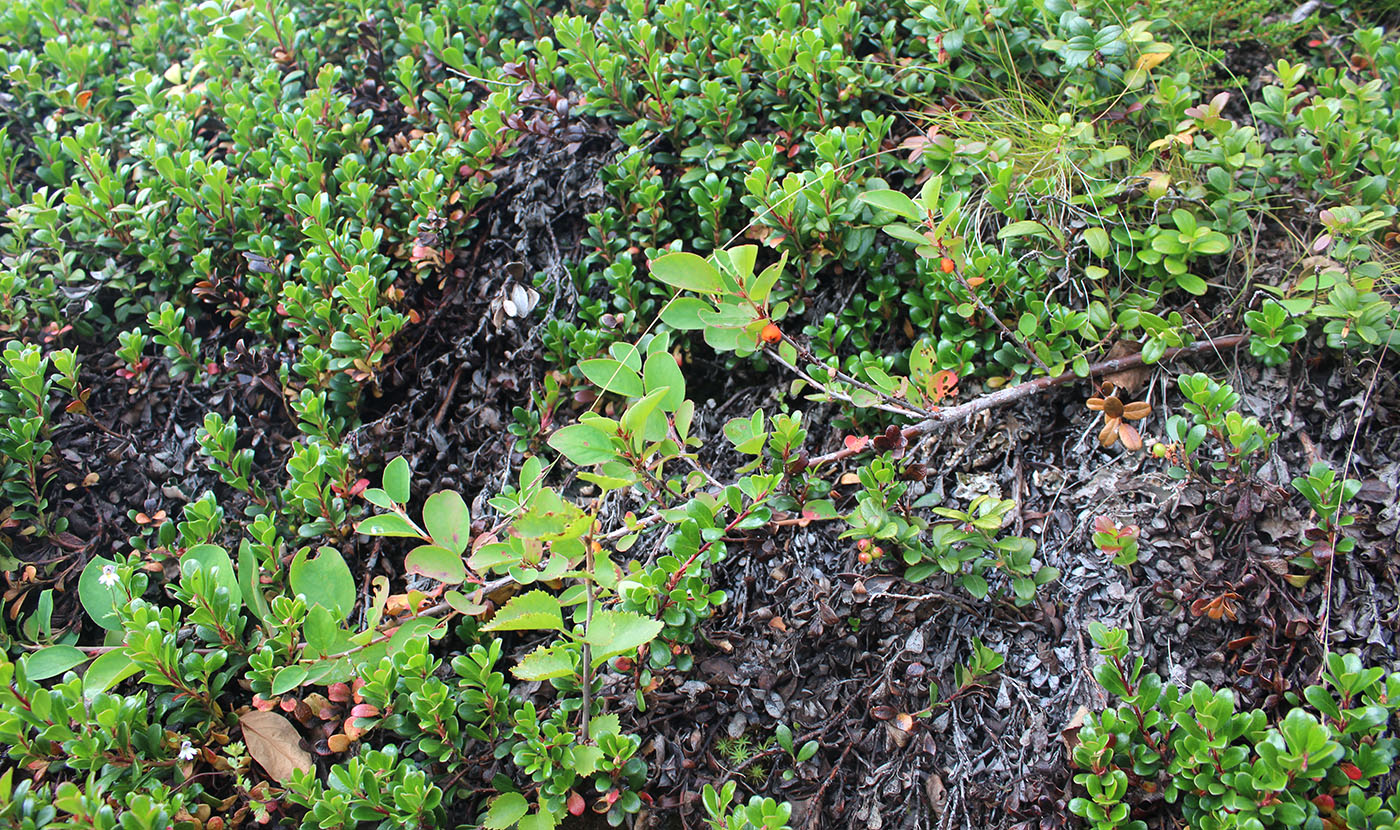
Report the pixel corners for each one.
[240,710,313,783]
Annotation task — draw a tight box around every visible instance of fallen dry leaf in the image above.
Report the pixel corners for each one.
[240,710,313,783]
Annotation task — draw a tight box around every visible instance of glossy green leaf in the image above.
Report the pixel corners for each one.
[78,556,123,631]
[84,647,140,698]
[25,645,87,681]
[650,252,723,294]
[858,189,923,222]
[659,297,712,330]
[184,544,242,611]
[289,546,356,617]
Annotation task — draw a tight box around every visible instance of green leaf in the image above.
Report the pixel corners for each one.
[1176,273,1209,295]
[584,610,664,665]
[579,358,646,397]
[749,253,787,303]
[356,513,424,538]
[650,252,723,294]
[289,546,356,617]
[405,544,467,584]
[78,556,123,631]
[1194,232,1230,255]
[484,793,529,830]
[998,220,1051,240]
[882,223,933,247]
[518,812,558,830]
[1083,227,1110,258]
[620,387,670,443]
[83,648,139,698]
[548,423,618,466]
[643,351,686,412]
[383,456,410,504]
[238,541,274,623]
[513,643,578,680]
[858,189,923,222]
[659,297,712,330]
[25,645,87,681]
[423,490,471,555]
[184,544,242,611]
[272,665,309,696]
[483,590,564,632]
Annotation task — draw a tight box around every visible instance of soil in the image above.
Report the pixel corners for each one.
[10,70,1400,830]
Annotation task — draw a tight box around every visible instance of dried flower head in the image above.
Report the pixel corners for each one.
[1087,388,1151,451]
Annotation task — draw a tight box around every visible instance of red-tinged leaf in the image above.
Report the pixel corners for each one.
[567,791,586,816]
[350,703,380,719]
[1342,762,1364,781]
[844,435,869,452]
[327,683,351,702]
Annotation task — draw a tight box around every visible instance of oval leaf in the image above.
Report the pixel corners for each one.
[25,645,87,681]
[650,252,723,294]
[183,544,242,611]
[858,189,923,222]
[78,556,123,631]
[240,710,314,783]
[579,359,645,397]
[423,490,471,555]
[548,423,619,466]
[84,647,140,699]
[405,544,467,584]
[356,513,424,538]
[289,546,357,617]
[383,456,410,504]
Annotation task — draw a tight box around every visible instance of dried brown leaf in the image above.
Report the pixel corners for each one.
[240,710,313,783]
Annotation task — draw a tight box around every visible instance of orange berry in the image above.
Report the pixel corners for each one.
[759,322,783,344]
[940,257,956,273]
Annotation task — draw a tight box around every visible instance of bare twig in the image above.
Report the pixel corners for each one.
[808,334,1250,469]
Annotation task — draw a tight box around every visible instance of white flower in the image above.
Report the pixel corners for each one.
[98,565,120,588]
[177,740,197,761]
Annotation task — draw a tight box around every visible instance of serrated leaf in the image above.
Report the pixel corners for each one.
[383,456,410,504]
[584,610,664,665]
[579,359,645,397]
[513,643,577,680]
[423,490,470,555]
[484,793,530,829]
[356,513,424,538]
[483,590,564,632]
[650,252,723,294]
